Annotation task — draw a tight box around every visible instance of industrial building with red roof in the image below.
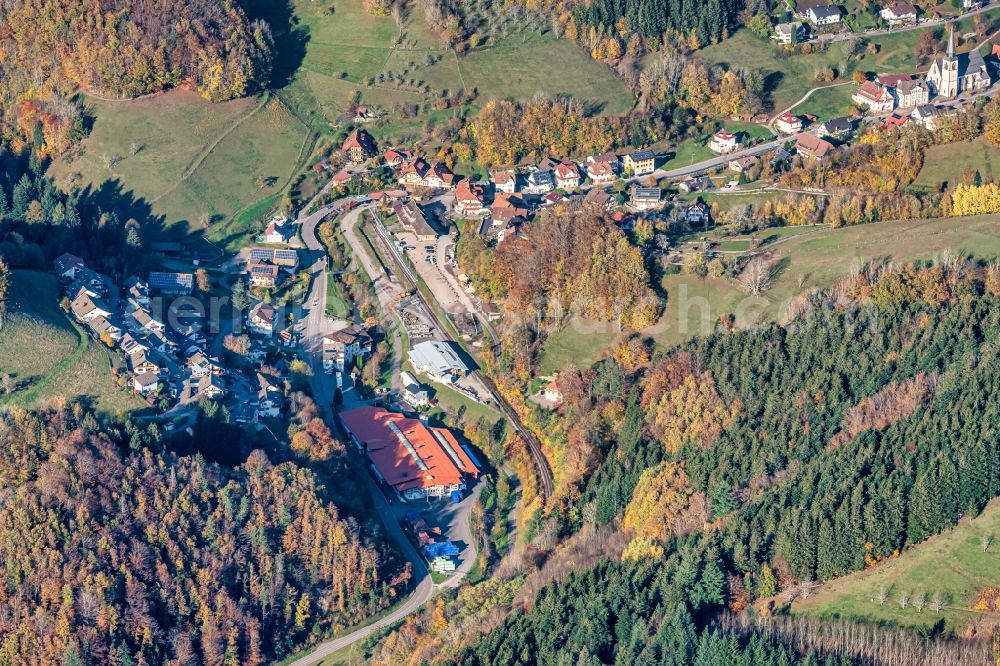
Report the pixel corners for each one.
[340,406,479,501]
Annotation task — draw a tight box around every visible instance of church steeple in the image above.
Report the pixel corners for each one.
[947,25,955,60]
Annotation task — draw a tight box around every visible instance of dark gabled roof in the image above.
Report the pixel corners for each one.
[822,117,853,133]
[809,4,841,19]
[629,149,655,161]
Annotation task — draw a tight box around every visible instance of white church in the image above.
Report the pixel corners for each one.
[926,27,990,98]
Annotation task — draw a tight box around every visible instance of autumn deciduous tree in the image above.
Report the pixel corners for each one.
[622,462,692,540]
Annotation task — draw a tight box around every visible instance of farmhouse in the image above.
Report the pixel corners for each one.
[927,28,990,98]
[852,80,895,113]
[340,406,479,501]
[794,134,835,161]
[408,340,468,383]
[709,129,739,154]
[398,158,456,189]
[342,128,376,163]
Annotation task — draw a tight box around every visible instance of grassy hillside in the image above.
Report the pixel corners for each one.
[793,499,1000,634]
[49,91,311,246]
[0,270,143,414]
[539,215,1000,372]
[913,138,1000,192]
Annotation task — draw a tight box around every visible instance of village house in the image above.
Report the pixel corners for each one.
[70,289,112,323]
[880,2,917,25]
[195,374,225,400]
[630,187,663,211]
[120,334,147,356]
[148,271,193,296]
[541,375,563,403]
[88,315,123,341]
[187,351,217,378]
[709,129,739,154]
[394,200,438,242]
[54,252,85,279]
[496,218,524,244]
[773,22,805,45]
[795,134,835,161]
[491,169,518,193]
[927,28,990,97]
[910,104,942,130]
[818,117,854,138]
[623,149,656,176]
[729,155,759,173]
[880,113,910,131]
[248,262,280,288]
[248,247,300,275]
[877,74,929,108]
[133,372,160,396]
[323,326,372,372]
[125,278,150,307]
[588,152,620,171]
[258,373,282,418]
[423,162,456,189]
[401,371,429,407]
[523,169,555,194]
[132,307,166,333]
[263,215,296,244]
[384,148,413,167]
[678,175,712,194]
[554,161,581,189]
[852,80,895,113]
[775,112,804,133]
[490,193,529,226]
[342,128,377,163]
[455,179,489,215]
[248,301,276,335]
[398,158,455,189]
[587,160,617,185]
[808,4,842,24]
[130,350,160,375]
[353,106,373,123]
[676,200,710,227]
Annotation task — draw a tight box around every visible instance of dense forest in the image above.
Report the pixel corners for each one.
[571,0,744,50]
[0,0,273,152]
[0,404,407,663]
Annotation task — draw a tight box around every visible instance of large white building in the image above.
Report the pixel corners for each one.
[408,341,469,383]
[927,27,990,98]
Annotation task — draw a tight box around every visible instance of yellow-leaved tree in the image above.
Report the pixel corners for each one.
[623,462,691,541]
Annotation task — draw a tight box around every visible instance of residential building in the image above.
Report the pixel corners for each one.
[775,112,804,133]
[880,3,917,25]
[423,162,456,189]
[263,216,295,244]
[323,326,372,371]
[709,129,739,154]
[496,218,523,244]
[630,187,663,211]
[70,289,112,322]
[588,152,620,171]
[880,113,910,131]
[125,277,150,307]
[878,74,930,107]
[554,161,581,189]
[249,247,300,270]
[729,155,759,172]
[54,252,85,279]
[455,179,489,215]
[408,340,469,383]
[818,117,854,138]
[196,374,225,399]
[248,301,276,335]
[491,169,518,193]
[401,371,429,407]
[120,334,147,356]
[927,28,990,97]
[586,160,617,185]
[398,158,455,189]
[384,147,413,167]
[187,352,217,378]
[623,149,656,176]
[342,128,376,163]
[852,80,895,113]
[394,201,438,241]
[678,175,712,193]
[794,133,835,160]
[88,315,122,341]
[523,169,555,194]
[491,193,529,226]
[911,104,942,129]
[258,373,282,418]
[676,200,710,226]
[541,376,563,403]
[248,262,280,288]
[808,4,842,24]
[148,271,193,295]
[129,350,160,375]
[340,406,479,501]
[133,372,160,396]
[773,22,804,44]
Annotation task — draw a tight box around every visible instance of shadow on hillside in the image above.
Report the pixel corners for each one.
[244,0,310,89]
[76,179,168,238]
